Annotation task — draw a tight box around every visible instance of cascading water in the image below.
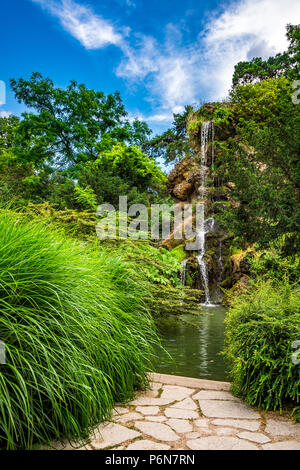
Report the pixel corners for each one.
[196,121,215,306]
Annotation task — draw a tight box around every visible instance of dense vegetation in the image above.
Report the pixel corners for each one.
[0,23,299,448]
[224,282,300,419]
[0,73,168,208]
[0,210,158,449]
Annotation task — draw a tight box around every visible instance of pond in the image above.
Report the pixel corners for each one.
[154,305,228,382]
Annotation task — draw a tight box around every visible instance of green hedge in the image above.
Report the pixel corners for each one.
[224,281,300,419]
[0,210,158,449]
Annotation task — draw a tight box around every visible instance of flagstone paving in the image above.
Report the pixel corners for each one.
[54,373,300,451]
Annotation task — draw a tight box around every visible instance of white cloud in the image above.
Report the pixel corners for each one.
[32,0,300,117]
[117,34,199,114]
[33,0,122,49]
[0,111,12,118]
[118,0,300,110]
[127,111,173,124]
[199,0,300,99]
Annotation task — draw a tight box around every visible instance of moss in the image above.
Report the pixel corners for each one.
[170,244,187,262]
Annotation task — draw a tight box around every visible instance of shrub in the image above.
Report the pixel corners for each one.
[0,210,158,449]
[224,281,300,418]
[249,235,300,284]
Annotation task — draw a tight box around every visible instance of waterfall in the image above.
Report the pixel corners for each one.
[196,226,211,305]
[180,259,188,287]
[196,121,215,306]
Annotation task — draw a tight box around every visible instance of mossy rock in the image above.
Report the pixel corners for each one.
[170,244,187,262]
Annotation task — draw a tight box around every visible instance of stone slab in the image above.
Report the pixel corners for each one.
[262,441,300,450]
[112,406,128,415]
[151,373,230,391]
[160,385,195,400]
[166,419,193,433]
[186,432,202,439]
[199,399,260,419]
[193,391,240,401]
[194,418,210,429]
[187,436,258,450]
[171,398,198,410]
[215,428,238,436]
[134,421,180,442]
[211,419,260,431]
[136,406,160,416]
[113,412,143,423]
[164,408,199,419]
[237,431,270,444]
[146,416,167,422]
[264,419,300,437]
[91,423,140,449]
[129,397,174,406]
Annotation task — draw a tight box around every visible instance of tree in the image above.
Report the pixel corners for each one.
[1,74,165,208]
[79,143,167,206]
[10,73,152,173]
[219,76,300,247]
[0,115,52,204]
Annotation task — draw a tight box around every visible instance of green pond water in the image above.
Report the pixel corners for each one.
[155,306,228,382]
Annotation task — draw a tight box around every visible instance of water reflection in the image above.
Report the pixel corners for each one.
[155,306,228,382]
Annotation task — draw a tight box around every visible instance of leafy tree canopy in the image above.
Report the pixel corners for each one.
[218,75,300,246]
[0,74,170,208]
[10,72,152,171]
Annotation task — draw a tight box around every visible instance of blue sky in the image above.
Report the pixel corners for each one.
[0,0,299,135]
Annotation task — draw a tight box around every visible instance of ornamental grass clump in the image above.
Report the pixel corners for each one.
[0,210,158,449]
[224,281,300,418]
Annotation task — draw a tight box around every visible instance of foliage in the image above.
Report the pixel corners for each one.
[95,143,166,192]
[111,240,183,287]
[216,75,300,246]
[224,281,300,418]
[213,107,231,125]
[0,116,51,204]
[0,209,158,449]
[170,244,187,263]
[250,241,300,285]
[24,202,98,241]
[102,239,202,316]
[73,185,97,211]
[10,73,152,169]
[1,74,168,209]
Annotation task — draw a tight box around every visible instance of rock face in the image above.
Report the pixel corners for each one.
[172,181,194,201]
[167,157,199,201]
[163,154,232,300]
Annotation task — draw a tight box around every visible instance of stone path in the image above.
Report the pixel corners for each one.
[56,374,300,450]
